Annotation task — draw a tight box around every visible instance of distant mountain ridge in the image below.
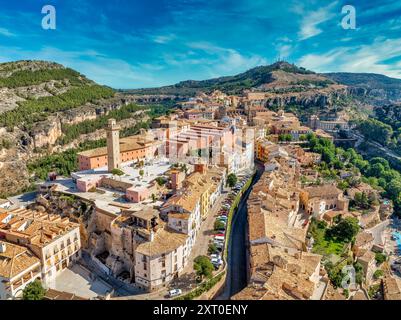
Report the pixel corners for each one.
[125,61,317,96]
[126,62,401,106]
[324,72,401,105]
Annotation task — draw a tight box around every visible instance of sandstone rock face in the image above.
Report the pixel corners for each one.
[31,117,63,149]
[254,85,348,109]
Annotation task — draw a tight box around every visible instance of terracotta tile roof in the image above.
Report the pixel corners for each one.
[135,227,187,257]
[0,208,79,248]
[354,232,374,248]
[44,288,86,300]
[304,184,343,199]
[0,241,40,279]
[383,275,401,300]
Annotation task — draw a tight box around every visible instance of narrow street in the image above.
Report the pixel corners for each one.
[218,162,264,299]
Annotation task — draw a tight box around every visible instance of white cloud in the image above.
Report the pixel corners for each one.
[184,41,267,76]
[152,34,176,44]
[0,27,15,37]
[298,1,338,40]
[297,37,401,78]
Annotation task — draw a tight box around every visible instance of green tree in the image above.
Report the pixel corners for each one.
[353,192,370,210]
[22,280,46,300]
[208,244,218,255]
[226,173,238,188]
[375,252,387,265]
[354,262,364,285]
[373,269,384,279]
[155,177,166,186]
[139,169,145,178]
[327,217,360,242]
[111,168,124,176]
[194,256,214,280]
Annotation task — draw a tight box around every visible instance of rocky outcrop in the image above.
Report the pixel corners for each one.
[347,87,401,106]
[30,116,63,149]
[260,86,348,108]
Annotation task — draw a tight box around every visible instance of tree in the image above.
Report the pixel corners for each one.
[22,280,46,300]
[155,177,166,186]
[373,269,384,279]
[111,168,124,176]
[226,173,237,188]
[375,252,387,265]
[151,193,157,202]
[353,192,370,210]
[208,244,218,255]
[194,256,214,280]
[139,169,145,178]
[327,217,360,242]
[354,262,364,285]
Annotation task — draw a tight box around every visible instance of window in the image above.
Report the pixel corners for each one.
[144,263,147,270]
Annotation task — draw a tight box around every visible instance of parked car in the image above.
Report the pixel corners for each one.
[169,289,182,298]
[214,235,225,241]
[211,257,223,269]
[210,254,222,260]
[214,240,224,248]
[215,233,225,237]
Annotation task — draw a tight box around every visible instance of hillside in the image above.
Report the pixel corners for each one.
[126,62,322,96]
[324,72,401,105]
[0,60,155,197]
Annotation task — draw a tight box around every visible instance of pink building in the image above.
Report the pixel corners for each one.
[126,186,150,203]
[76,176,103,192]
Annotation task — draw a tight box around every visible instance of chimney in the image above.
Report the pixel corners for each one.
[107,119,121,172]
[0,242,6,253]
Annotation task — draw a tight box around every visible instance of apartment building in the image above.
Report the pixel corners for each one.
[0,240,41,299]
[0,208,81,287]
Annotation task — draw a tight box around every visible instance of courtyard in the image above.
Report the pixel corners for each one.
[50,263,113,299]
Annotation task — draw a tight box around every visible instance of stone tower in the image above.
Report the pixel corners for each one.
[107,118,120,172]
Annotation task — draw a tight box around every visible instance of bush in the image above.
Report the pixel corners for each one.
[208,244,218,255]
[22,280,46,300]
[111,168,124,176]
[155,177,167,186]
[175,272,225,300]
[214,220,225,231]
[226,173,237,188]
[194,256,214,280]
[373,269,384,279]
[375,252,387,265]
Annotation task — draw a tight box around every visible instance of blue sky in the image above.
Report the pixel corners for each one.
[0,0,401,88]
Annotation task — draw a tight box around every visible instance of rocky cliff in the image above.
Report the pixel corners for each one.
[0,60,149,197]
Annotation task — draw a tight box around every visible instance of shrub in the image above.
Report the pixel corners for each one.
[214,220,225,231]
[22,280,46,300]
[194,256,214,280]
[208,244,218,255]
[373,269,384,279]
[111,168,124,176]
[226,173,237,188]
[375,252,387,265]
